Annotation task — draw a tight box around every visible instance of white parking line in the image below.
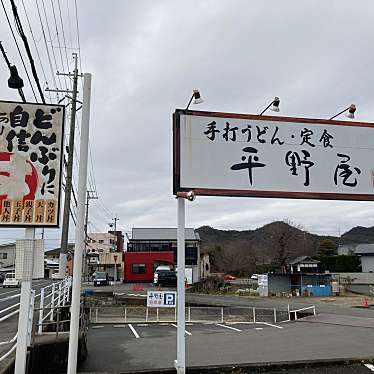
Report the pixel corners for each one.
[365,364,374,371]
[261,322,283,329]
[128,324,140,338]
[92,326,104,329]
[216,323,242,332]
[171,323,192,336]
[255,327,263,330]
[113,325,127,328]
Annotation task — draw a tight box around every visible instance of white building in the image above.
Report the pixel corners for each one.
[0,243,16,271]
[355,244,374,273]
[86,232,117,254]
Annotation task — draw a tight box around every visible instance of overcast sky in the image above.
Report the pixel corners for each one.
[1,1,374,246]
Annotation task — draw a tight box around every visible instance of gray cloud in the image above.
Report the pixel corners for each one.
[1,1,374,246]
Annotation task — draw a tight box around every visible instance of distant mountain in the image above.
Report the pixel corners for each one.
[340,226,374,245]
[196,221,338,267]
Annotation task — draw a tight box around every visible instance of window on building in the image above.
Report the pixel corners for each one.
[0,253,8,259]
[132,264,146,274]
[99,240,104,244]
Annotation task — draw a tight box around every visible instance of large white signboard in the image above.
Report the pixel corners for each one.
[147,291,177,308]
[173,110,374,201]
[0,101,64,226]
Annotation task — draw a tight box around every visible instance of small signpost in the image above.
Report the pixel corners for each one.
[147,291,177,308]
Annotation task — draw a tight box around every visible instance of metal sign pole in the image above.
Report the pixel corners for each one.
[176,197,186,374]
[14,228,35,374]
[67,72,92,374]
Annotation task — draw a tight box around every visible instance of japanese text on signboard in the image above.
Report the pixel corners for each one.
[0,101,64,226]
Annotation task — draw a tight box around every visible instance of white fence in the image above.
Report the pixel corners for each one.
[0,277,71,363]
[89,305,293,324]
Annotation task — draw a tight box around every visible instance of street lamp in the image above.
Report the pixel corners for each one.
[185,89,204,110]
[8,65,24,89]
[260,97,280,115]
[329,104,356,120]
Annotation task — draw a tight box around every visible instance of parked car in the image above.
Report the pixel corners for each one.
[2,273,19,288]
[154,266,177,286]
[224,274,236,281]
[93,271,109,287]
[251,274,259,280]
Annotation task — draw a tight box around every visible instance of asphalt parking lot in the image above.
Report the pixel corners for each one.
[79,317,374,373]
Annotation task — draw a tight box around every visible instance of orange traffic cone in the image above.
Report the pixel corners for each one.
[362,297,369,308]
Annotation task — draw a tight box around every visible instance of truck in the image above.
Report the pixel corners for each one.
[153,266,177,287]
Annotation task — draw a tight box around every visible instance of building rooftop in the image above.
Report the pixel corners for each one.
[287,256,320,265]
[355,244,374,255]
[131,228,200,241]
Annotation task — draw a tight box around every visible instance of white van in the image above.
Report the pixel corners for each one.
[3,273,19,288]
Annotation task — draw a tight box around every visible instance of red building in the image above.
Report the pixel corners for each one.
[123,251,174,283]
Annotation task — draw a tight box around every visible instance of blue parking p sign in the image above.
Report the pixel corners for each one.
[164,292,176,306]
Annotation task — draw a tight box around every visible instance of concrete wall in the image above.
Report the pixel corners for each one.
[361,256,374,273]
[330,272,374,284]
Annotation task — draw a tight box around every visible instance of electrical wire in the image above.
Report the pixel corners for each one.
[40,0,63,90]
[20,0,49,88]
[9,0,46,103]
[49,0,69,91]
[1,0,37,101]
[35,0,59,95]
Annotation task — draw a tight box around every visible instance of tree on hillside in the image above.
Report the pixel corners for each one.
[270,220,306,273]
[208,241,256,276]
[318,239,338,257]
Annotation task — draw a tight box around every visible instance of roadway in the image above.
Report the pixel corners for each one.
[80,317,374,373]
[0,279,53,356]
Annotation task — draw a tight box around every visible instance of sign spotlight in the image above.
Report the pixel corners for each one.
[185,89,204,110]
[260,96,280,115]
[329,104,356,120]
[176,191,196,201]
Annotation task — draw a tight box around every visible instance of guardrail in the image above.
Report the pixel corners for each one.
[288,305,316,320]
[89,305,290,324]
[0,277,71,363]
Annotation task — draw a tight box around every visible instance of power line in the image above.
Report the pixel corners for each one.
[35,0,59,95]
[1,0,37,101]
[56,0,70,78]
[49,0,69,92]
[39,0,63,91]
[74,0,82,73]
[9,0,46,103]
[20,0,49,88]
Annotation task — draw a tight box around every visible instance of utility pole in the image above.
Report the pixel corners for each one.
[56,53,80,278]
[84,190,97,281]
[109,216,119,251]
[67,72,92,374]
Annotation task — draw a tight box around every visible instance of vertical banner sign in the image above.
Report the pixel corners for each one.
[0,101,64,227]
[173,109,374,201]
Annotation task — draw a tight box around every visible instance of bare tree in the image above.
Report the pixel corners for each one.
[270,220,305,273]
[210,241,256,276]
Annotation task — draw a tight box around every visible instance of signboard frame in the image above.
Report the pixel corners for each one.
[0,100,65,228]
[173,109,374,201]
